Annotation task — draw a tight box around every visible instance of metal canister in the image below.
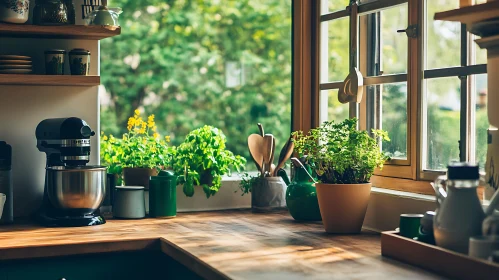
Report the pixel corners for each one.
[113,186,145,219]
[149,170,177,218]
[0,141,13,224]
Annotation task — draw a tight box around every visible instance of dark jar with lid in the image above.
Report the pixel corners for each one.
[33,0,70,25]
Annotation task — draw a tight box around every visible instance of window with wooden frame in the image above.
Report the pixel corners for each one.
[309,0,488,194]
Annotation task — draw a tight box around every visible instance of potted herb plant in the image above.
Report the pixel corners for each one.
[293,118,389,233]
[100,110,175,188]
[173,125,246,198]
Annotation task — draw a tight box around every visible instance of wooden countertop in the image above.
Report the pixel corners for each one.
[0,210,444,280]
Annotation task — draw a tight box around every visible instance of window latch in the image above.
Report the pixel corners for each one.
[397,24,418,38]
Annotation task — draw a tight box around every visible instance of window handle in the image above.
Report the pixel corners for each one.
[397,24,418,38]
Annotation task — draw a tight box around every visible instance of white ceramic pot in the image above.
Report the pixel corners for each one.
[0,0,29,24]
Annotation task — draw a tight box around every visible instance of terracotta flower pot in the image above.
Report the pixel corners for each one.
[123,167,158,190]
[315,183,371,233]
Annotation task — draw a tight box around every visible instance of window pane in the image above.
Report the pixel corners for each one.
[475,36,487,65]
[100,0,292,171]
[321,17,350,83]
[368,83,408,159]
[426,0,460,69]
[321,0,349,15]
[474,74,488,171]
[380,4,408,75]
[425,77,461,170]
[320,89,349,124]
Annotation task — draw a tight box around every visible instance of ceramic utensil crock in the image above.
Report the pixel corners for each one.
[251,176,286,212]
[432,162,499,254]
[0,0,29,24]
[113,186,145,219]
[69,48,90,75]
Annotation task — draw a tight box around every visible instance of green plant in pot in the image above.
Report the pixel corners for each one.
[173,125,246,198]
[100,110,175,188]
[293,118,389,233]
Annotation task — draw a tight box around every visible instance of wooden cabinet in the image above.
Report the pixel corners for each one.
[0,251,202,280]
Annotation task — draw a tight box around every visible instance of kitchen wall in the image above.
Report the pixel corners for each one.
[0,38,100,218]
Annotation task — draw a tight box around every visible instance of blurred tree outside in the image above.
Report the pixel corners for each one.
[101,0,488,173]
[100,0,292,170]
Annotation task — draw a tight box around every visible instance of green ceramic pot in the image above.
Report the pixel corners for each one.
[149,170,177,218]
[285,164,322,221]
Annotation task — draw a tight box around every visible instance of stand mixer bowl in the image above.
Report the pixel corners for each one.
[46,166,106,215]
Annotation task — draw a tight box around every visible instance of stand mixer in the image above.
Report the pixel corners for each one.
[36,117,107,227]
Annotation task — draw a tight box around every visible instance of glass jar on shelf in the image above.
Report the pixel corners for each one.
[33,0,74,25]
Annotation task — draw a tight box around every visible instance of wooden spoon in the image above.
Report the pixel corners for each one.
[338,1,364,104]
[262,134,274,177]
[248,134,265,172]
[274,135,295,176]
[257,123,264,137]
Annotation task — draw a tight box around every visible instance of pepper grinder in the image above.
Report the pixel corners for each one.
[0,141,13,224]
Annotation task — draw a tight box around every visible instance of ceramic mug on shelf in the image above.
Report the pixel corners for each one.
[45,49,66,75]
[69,48,91,75]
[0,0,29,24]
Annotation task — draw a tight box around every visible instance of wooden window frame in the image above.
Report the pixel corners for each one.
[293,0,487,195]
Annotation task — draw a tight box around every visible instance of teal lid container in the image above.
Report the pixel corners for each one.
[149,170,177,218]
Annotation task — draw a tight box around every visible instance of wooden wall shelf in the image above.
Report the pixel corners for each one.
[0,74,100,86]
[0,23,121,40]
[434,1,499,25]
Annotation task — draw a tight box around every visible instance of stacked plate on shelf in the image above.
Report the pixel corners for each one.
[0,55,33,74]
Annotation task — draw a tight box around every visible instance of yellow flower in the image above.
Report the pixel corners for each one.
[122,135,127,140]
[164,135,170,142]
[134,109,140,116]
[127,117,135,131]
[153,125,157,132]
[147,114,155,128]
[153,132,159,139]
[102,135,108,141]
[139,123,146,134]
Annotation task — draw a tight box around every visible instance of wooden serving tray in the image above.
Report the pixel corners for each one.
[381,231,499,280]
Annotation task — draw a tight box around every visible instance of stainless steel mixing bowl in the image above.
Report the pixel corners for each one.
[46,166,106,214]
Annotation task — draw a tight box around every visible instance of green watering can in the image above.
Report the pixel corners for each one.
[278,158,322,221]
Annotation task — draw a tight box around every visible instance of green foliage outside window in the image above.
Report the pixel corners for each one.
[100,0,292,171]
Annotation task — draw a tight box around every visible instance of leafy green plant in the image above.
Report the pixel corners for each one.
[173,125,246,198]
[238,173,262,195]
[292,118,390,184]
[101,110,175,177]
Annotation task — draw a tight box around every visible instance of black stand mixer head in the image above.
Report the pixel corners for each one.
[35,117,106,227]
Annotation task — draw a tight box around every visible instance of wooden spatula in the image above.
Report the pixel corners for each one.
[274,135,295,176]
[338,1,364,104]
[248,134,265,172]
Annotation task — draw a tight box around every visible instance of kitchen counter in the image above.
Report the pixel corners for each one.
[0,210,444,280]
